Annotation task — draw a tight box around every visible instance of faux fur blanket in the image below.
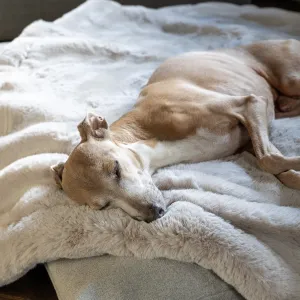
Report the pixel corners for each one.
[1,1,300,299]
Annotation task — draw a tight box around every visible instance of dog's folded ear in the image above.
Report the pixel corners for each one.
[87,112,108,138]
[78,112,109,141]
[50,163,65,189]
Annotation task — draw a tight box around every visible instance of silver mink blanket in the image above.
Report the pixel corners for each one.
[1,1,300,299]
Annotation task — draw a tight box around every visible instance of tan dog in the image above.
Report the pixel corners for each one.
[52,39,300,222]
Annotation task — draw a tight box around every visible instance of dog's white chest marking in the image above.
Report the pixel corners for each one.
[147,127,246,172]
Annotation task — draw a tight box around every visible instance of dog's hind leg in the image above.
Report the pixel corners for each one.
[277,170,300,190]
[219,94,300,189]
[275,68,300,118]
[276,95,300,118]
[268,40,300,117]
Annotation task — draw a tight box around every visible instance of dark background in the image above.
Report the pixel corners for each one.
[0,0,300,41]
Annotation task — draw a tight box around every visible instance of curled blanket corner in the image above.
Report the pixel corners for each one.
[1,0,300,299]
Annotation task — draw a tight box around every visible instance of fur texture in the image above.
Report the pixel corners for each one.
[1,1,300,299]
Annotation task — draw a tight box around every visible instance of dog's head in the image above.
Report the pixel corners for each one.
[51,113,166,222]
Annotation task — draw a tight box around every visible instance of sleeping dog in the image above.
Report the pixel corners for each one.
[52,39,300,222]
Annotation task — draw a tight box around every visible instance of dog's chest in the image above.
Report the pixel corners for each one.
[150,126,248,170]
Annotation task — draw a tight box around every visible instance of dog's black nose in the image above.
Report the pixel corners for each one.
[151,205,165,219]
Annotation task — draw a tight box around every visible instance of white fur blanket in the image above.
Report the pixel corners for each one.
[1,1,300,299]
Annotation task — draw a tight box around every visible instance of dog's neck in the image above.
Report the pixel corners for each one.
[127,141,157,174]
[112,132,159,174]
[110,118,164,174]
